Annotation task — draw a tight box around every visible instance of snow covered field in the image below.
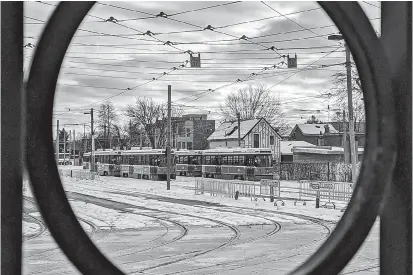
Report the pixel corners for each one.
[22,172,379,275]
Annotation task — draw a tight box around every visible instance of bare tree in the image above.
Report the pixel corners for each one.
[219,84,286,130]
[322,65,365,131]
[97,100,118,149]
[125,97,183,149]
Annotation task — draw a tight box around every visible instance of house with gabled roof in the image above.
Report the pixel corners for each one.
[207,118,282,161]
[288,123,365,147]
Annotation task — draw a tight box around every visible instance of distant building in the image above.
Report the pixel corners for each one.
[173,114,215,150]
[207,118,282,161]
[280,140,315,162]
[288,123,365,147]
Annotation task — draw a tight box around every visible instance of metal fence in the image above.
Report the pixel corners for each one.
[294,180,353,209]
[58,169,97,181]
[274,162,362,183]
[194,178,284,204]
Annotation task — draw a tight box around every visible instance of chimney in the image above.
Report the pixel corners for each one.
[324,124,329,134]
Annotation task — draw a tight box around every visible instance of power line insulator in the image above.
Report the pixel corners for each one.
[24,43,35,48]
[164,41,173,46]
[287,54,298,68]
[204,25,215,31]
[105,16,118,23]
[126,88,132,91]
[239,35,248,40]
[156,12,168,18]
[267,46,277,51]
[144,30,155,36]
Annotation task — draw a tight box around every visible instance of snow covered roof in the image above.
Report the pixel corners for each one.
[294,124,338,135]
[280,141,315,155]
[292,146,364,155]
[207,118,261,141]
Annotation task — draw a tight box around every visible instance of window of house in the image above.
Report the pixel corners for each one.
[225,141,228,146]
[182,142,186,149]
[187,142,193,150]
[177,142,181,149]
[270,135,275,145]
[186,128,191,137]
[253,134,260,148]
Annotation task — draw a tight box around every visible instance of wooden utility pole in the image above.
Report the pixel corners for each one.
[56,120,59,163]
[83,124,86,152]
[73,129,76,166]
[90,108,95,171]
[63,129,66,165]
[237,112,241,147]
[69,130,71,164]
[167,85,172,190]
[108,105,111,149]
[345,44,357,183]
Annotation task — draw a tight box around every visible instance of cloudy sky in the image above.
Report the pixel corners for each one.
[23,1,381,135]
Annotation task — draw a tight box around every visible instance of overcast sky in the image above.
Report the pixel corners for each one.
[23,1,381,136]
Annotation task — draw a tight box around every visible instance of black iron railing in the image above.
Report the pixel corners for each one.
[1,2,411,275]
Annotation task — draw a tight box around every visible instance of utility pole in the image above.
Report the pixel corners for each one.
[63,129,66,165]
[83,124,86,152]
[108,105,111,150]
[91,108,95,172]
[167,85,172,190]
[55,120,59,163]
[328,34,357,183]
[103,125,107,149]
[237,112,241,147]
[84,108,95,171]
[345,44,357,183]
[69,130,72,164]
[73,129,76,166]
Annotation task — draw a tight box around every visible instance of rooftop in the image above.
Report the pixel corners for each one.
[294,124,338,135]
[207,118,260,141]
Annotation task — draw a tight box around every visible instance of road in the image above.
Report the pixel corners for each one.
[22,177,379,275]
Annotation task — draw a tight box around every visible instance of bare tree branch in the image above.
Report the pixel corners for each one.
[219,84,286,130]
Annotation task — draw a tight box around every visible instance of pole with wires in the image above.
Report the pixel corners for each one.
[63,129,66,165]
[345,44,358,183]
[167,85,172,190]
[237,112,241,147]
[56,120,59,163]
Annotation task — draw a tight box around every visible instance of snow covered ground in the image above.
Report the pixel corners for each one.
[22,172,379,275]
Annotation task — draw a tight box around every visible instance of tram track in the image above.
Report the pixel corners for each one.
[151,206,331,275]
[23,212,46,241]
[56,177,333,274]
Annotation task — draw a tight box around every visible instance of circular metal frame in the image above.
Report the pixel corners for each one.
[25,2,396,275]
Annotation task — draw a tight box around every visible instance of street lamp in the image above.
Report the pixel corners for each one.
[328,34,357,183]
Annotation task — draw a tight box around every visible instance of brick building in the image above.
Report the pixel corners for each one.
[173,114,215,150]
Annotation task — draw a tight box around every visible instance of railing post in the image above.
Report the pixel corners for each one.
[380,3,412,275]
[1,3,24,275]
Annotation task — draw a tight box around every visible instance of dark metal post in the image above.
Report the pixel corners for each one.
[237,112,241,147]
[91,108,95,172]
[56,120,59,163]
[167,85,171,190]
[380,2,412,275]
[1,2,23,274]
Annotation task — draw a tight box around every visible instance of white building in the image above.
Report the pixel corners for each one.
[207,118,282,161]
